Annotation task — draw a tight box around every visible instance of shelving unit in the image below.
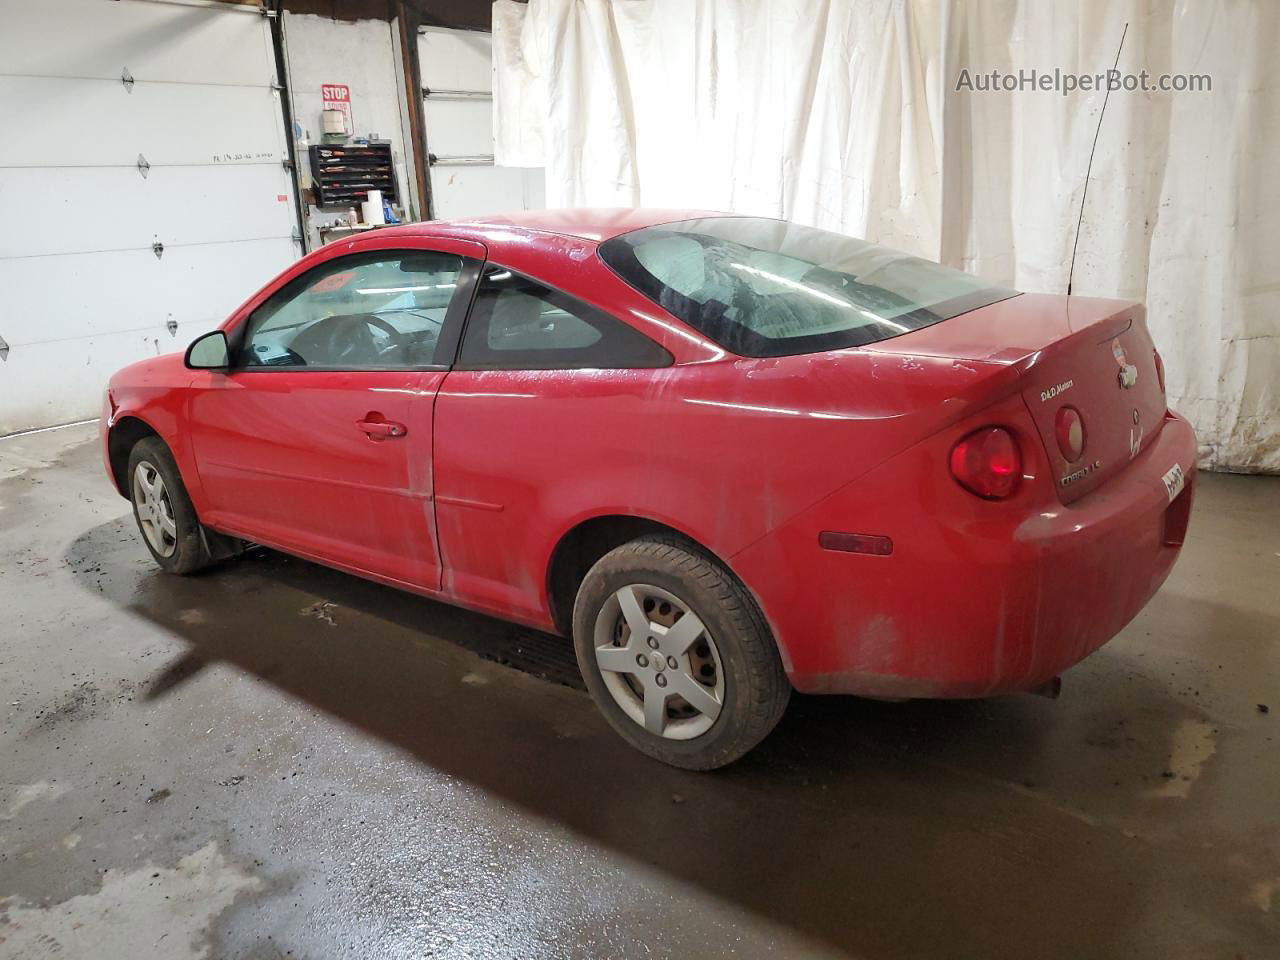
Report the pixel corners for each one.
[308,142,398,208]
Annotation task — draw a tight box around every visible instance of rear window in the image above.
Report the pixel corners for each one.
[598,217,1018,357]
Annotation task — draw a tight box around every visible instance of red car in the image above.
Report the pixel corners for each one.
[102,209,1196,768]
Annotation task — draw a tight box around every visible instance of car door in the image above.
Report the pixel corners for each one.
[187,239,483,589]
[433,264,673,620]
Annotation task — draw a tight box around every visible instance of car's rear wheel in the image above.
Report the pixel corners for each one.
[572,536,790,769]
[127,437,214,575]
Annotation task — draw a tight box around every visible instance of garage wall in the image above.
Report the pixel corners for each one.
[493,0,1280,474]
[0,0,301,436]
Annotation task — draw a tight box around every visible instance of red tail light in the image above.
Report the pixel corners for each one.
[1054,406,1086,461]
[950,426,1022,500]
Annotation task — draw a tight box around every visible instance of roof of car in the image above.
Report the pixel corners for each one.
[368,208,729,244]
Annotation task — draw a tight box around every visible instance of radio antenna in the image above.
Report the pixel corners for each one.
[1067,21,1128,296]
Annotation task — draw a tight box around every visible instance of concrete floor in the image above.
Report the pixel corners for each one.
[0,423,1277,960]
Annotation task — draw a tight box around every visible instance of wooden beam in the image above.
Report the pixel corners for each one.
[395,0,433,220]
[278,0,493,29]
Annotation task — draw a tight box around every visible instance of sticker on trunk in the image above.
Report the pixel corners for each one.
[1113,337,1139,389]
[1162,463,1186,502]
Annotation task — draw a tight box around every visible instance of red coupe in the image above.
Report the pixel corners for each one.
[102,210,1196,768]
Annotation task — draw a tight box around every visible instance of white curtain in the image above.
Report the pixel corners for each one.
[493,0,1279,473]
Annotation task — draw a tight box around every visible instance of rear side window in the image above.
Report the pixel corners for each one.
[598,217,1018,357]
[457,266,672,370]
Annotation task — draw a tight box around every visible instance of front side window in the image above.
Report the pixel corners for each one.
[457,267,672,370]
[239,251,466,369]
[598,217,1018,358]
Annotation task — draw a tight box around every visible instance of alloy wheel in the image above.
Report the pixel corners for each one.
[592,583,725,740]
[132,460,178,558]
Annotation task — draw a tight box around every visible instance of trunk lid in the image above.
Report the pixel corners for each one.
[865,293,1168,503]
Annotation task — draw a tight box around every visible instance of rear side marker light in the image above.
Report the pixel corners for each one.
[950,426,1022,500]
[1055,405,1086,461]
[819,531,894,556]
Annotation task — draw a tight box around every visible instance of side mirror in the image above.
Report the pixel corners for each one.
[184,330,230,370]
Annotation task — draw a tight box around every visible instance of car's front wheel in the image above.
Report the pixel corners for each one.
[572,536,790,769]
[126,437,215,575]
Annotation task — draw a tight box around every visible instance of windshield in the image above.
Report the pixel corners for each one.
[598,217,1018,357]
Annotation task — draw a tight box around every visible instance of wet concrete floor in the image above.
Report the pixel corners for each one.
[0,423,1277,958]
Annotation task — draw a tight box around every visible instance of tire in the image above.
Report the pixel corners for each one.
[572,535,790,770]
[126,437,214,575]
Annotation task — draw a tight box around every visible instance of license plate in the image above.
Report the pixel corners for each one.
[1162,463,1186,502]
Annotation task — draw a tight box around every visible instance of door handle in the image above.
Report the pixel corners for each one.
[357,419,407,439]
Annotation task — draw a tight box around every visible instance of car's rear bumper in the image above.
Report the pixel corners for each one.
[733,408,1197,698]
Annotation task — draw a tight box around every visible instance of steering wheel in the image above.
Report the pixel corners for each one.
[362,313,409,353]
[287,313,407,366]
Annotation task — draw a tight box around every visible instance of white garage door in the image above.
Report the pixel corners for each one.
[418,26,544,220]
[0,0,300,434]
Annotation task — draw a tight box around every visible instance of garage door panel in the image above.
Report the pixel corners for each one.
[0,0,273,86]
[2,165,297,260]
[0,333,153,435]
[417,27,544,221]
[0,238,294,348]
[1,322,215,436]
[429,165,539,220]
[419,27,493,91]
[0,77,284,168]
[424,100,495,157]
